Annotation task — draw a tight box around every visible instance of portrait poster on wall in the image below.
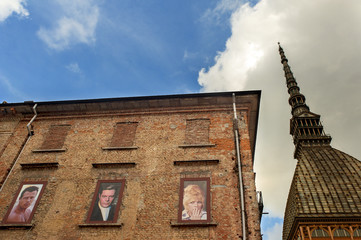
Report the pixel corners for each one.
[86,180,125,223]
[178,177,210,223]
[2,181,47,224]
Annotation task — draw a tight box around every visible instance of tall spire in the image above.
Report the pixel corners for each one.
[278,43,310,116]
[278,43,331,158]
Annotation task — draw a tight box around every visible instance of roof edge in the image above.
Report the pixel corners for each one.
[1,90,261,107]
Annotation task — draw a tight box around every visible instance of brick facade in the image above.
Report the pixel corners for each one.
[0,92,262,239]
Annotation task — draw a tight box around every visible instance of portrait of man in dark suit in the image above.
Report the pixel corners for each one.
[87,180,125,223]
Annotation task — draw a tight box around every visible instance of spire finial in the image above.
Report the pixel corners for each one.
[278,44,307,116]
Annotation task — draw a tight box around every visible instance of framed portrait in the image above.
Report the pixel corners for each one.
[178,178,210,223]
[2,181,47,224]
[86,180,125,223]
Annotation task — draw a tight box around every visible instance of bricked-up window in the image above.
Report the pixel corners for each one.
[40,125,71,150]
[185,119,210,145]
[2,181,47,224]
[110,122,138,147]
[178,178,211,223]
[86,180,125,223]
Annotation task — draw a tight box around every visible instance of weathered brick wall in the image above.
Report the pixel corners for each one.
[239,110,262,239]
[0,117,28,189]
[0,106,260,239]
[0,117,22,155]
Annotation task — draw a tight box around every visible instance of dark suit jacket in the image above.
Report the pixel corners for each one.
[89,203,115,221]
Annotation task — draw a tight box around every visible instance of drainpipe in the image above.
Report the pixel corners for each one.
[27,104,38,136]
[233,93,247,240]
[0,104,37,192]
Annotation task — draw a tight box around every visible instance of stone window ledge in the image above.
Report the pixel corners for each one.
[0,224,33,229]
[78,223,123,228]
[21,162,59,169]
[170,220,218,227]
[92,162,136,168]
[178,144,216,148]
[174,160,219,166]
[32,149,66,153]
[101,146,138,151]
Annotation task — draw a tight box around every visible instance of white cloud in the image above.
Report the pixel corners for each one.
[0,0,29,22]
[198,39,264,91]
[264,223,282,240]
[198,0,282,92]
[197,0,361,225]
[37,0,99,51]
[66,62,82,74]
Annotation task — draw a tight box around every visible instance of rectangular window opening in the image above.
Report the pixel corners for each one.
[110,122,138,147]
[184,119,210,145]
[39,124,71,150]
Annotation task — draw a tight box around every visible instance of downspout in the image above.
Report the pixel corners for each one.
[233,93,247,240]
[0,104,37,192]
[27,104,38,136]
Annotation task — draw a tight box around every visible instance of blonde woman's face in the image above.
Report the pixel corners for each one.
[187,197,203,212]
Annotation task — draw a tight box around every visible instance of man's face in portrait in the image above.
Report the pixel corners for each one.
[99,189,115,208]
[19,191,38,210]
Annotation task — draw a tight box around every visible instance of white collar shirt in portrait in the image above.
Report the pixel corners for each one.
[98,202,110,221]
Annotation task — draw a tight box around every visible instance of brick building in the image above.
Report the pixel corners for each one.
[279,44,361,240]
[0,91,262,239]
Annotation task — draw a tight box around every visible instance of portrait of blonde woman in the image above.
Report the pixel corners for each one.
[182,184,207,220]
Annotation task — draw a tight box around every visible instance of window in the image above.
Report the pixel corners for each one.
[110,122,138,147]
[86,180,125,223]
[178,178,210,223]
[354,228,361,237]
[334,228,351,237]
[39,124,71,150]
[184,119,210,145]
[2,181,47,224]
[311,228,329,238]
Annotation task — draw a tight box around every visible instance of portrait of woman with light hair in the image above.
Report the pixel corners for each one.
[182,184,207,220]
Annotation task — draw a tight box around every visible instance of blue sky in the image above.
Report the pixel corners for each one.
[2,1,361,239]
[0,0,236,102]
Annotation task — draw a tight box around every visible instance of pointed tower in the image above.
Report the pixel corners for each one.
[279,43,361,240]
